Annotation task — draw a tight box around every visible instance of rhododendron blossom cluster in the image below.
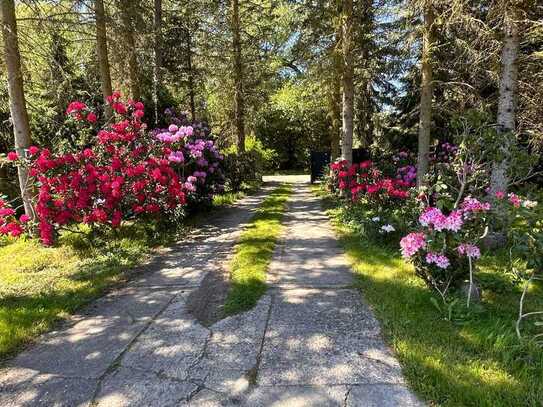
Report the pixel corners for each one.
[400,232,426,257]
[400,195,491,292]
[330,160,412,202]
[152,108,225,206]
[5,94,224,245]
[0,199,28,238]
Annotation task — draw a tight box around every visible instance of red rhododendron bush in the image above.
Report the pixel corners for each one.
[330,159,412,202]
[4,92,224,245]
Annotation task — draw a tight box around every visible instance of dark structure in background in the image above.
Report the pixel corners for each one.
[310,148,370,183]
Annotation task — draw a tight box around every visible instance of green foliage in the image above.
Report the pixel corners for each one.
[254,80,330,169]
[224,184,291,315]
[223,136,278,191]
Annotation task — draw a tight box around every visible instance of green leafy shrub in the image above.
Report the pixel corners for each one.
[223,136,277,191]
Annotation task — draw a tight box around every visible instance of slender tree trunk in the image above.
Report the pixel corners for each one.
[490,12,519,195]
[186,30,196,121]
[120,0,140,101]
[330,32,342,161]
[416,3,435,187]
[1,0,34,218]
[341,0,354,163]
[330,70,341,161]
[94,0,113,117]
[153,0,162,124]
[230,0,245,152]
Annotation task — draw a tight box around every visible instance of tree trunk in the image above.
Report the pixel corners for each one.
[1,0,34,218]
[153,0,162,124]
[416,3,435,187]
[120,0,140,101]
[330,68,341,161]
[230,0,245,152]
[490,12,519,195]
[94,0,113,117]
[186,30,196,121]
[341,0,354,163]
[330,32,342,161]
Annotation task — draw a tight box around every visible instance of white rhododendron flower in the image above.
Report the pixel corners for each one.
[381,224,395,233]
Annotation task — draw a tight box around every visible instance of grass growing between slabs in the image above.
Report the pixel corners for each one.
[224,184,292,315]
[313,185,543,407]
[0,185,260,361]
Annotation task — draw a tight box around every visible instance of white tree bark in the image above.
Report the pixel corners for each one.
[416,3,434,187]
[341,0,354,163]
[1,0,35,218]
[490,13,519,195]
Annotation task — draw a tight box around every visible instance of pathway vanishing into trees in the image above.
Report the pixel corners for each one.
[0,176,421,406]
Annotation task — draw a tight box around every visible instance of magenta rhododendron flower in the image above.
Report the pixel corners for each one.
[419,207,446,229]
[168,151,184,163]
[400,232,426,258]
[461,196,490,213]
[0,208,16,216]
[86,112,97,123]
[495,191,505,199]
[443,210,463,232]
[508,193,521,208]
[425,252,450,269]
[19,214,31,223]
[66,101,87,115]
[457,243,481,259]
[7,151,18,161]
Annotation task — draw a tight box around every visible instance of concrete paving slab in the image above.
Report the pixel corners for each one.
[268,288,381,335]
[0,367,96,407]
[244,385,348,406]
[188,296,272,394]
[94,366,197,406]
[9,288,180,379]
[347,384,424,406]
[119,297,210,380]
[258,331,404,386]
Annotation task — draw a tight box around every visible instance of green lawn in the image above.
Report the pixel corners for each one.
[315,188,543,407]
[224,183,292,315]
[0,186,259,361]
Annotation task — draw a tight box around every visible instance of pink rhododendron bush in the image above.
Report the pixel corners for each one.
[4,93,224,245]
[155,107,225,207]
[400,197,490,301]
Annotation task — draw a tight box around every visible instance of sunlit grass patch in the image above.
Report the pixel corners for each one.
[224,184,292,315]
